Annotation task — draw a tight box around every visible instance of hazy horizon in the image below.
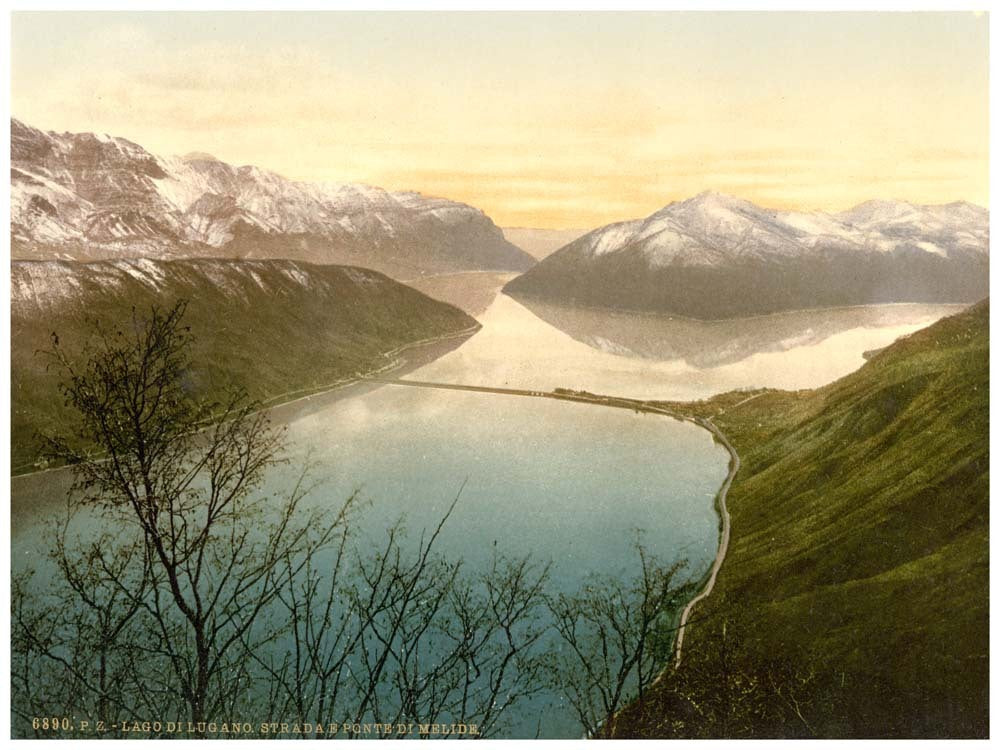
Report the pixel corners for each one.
[12,11,989,229]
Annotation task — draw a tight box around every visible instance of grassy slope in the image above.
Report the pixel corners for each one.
[12,258,477,473]
[617,300,988,738]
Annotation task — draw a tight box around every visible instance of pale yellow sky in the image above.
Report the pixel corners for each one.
[11,12,989,229]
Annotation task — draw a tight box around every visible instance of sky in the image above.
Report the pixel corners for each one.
[10,11,990,229]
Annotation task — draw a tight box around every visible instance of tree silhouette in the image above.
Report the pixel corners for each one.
[545,542,691,737]
[11,301,550,738]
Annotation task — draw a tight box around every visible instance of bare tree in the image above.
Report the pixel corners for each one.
[27,301,349,735]
[344,522,551,738]
[11,506,158,736]
[546,542,691,738]
[253,492,552,739]
[11,300,551,739]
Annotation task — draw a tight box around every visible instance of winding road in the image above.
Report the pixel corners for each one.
[668,416,739,666]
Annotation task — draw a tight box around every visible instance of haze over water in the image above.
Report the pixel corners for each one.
[412,283,964,401]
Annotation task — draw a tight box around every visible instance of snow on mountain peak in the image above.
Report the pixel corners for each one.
[661,191,782,230]
[565,192,988,268]
[10,118,535,275]
[506,192,989,318]
[838,198,921,227]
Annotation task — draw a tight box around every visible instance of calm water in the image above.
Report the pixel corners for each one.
[11,280,963,737]
[12,377,729,739]
[274,386,728,738]
[416,291,964,401]
[281,385,727,591]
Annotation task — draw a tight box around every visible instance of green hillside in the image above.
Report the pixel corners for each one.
[11,258,477,473]
[616,300,988,738]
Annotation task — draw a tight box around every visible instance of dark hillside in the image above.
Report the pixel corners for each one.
[12,258,478,473]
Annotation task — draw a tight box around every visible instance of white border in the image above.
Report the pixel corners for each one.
[1,3,993,748]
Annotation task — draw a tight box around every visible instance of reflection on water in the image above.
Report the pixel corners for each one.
[513,297,966,368]
[10,275,965,738]
[283,385,728,738]
[406,271,518,318]
[412,293,965,401]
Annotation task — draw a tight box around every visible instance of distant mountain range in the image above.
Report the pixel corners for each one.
[10,119,534,278]
[505,191,989,319]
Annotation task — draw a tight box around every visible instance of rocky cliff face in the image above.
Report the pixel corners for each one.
[11,119,535,278]
[504,191,989,318]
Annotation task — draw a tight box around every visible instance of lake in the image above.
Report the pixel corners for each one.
[413,284,965,401]
[10,276,964,737]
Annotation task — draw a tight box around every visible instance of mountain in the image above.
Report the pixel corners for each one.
[501,227,590,260]
[11,258,478,472]
[504,191,989,318]
[10,119,535,278]
[614,301,988,738]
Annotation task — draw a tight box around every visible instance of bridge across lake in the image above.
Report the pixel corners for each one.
[364,377,683,417]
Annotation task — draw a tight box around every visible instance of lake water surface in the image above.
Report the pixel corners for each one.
[11,279,964,737]
[414,289,964,401]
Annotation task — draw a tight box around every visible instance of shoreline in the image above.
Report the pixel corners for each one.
[13,368,738,671]
[363,378,738,667]
[10,323,480,481]
[668,415,739,667]
[255,324,480,424]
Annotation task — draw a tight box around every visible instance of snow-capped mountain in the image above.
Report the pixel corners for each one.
[504,191,989,319]
[10,119,534,277]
